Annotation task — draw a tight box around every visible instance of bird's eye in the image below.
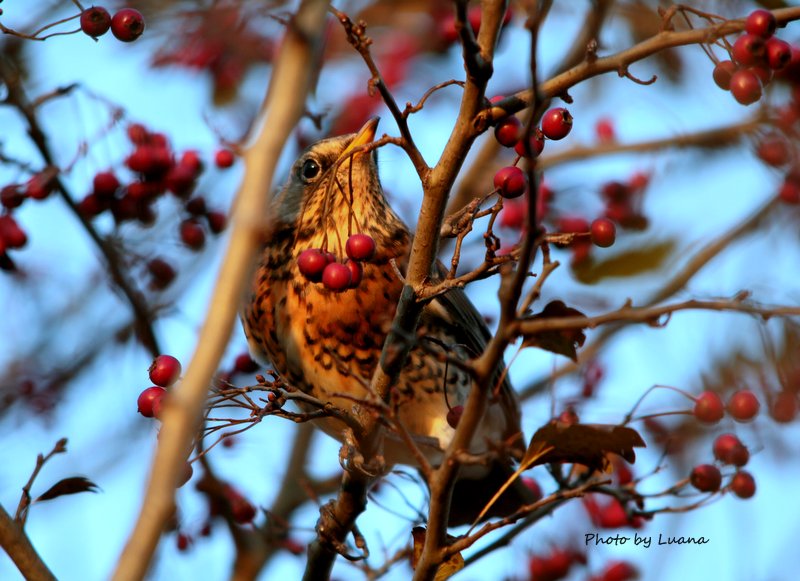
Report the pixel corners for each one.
[299,158,321,183]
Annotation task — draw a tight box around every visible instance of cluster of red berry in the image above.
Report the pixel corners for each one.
[80,7,145,42]
[174,480,263,553]
[693,389,760,424]
[491,105,574,198]
[600,173,649,230]
[583,494,644,530]
[297,233,376,292]
[713,10,797,105]
[75,123,230,289]
[136,355,196,490]
[750,75,800,205]
[688,389,760,498]
[150,4,274,104]
[0,168,59,269]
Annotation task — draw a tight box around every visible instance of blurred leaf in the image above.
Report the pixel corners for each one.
[36,476,99,502]
[411,527,464,580]
[524,422,646,471]
[522,301,586,361]
[573,239,676,284]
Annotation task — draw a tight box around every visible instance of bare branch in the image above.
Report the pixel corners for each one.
[111,2,330,579]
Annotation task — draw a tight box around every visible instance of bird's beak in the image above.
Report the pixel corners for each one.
[339,117,379,160]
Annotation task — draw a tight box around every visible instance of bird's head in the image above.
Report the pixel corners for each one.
[274,118,405,254]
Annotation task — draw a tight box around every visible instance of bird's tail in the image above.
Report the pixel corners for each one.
[445,461,537,527]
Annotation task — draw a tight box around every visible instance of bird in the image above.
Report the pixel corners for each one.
[241,118,530,525]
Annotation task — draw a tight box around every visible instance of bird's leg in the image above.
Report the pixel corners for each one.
[338,426,386,478]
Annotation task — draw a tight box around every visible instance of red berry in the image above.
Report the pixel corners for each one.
[541,107,573,140]
[0,216,27,249]
[231,498,257,524]
[111,8,145,42]
[558,216,590,236]
[595,498,640,529]
[1,185,24,209]
[78,193,107,217]
[180,150,203,174]
[185,197,207,216]
[747,65,773,86]
[766,37,792,70]
[215,149,235,168]
[690,464,722,492]
[446,405,463,429]
[297,248,328,281]
[601,181,631,201]
[345,233,376,261]
[127,123,149,145]
[80,6,111,38]
[730,470,756,498]
[779,178,800,204]
[494,116,522,147]
[223,486,256,524]
[467,5,482,33]
[234,353,259,374]
[500,198,527,229]
[756,133,790,167]
[149,355,182,387]
[26,173,54,200]
[147,257,177,290]
[595,117,616,143]
[180,219,206,250]
[590,218,616,248]
[770,390,798,423]
[693,391,724,423]
[345,260,363,288]
[712,60,737,90]
[322,262,352,291]
[729,69,762,105]
[521,477,543,502]
[165,164,196,197]
[732,34,766,67]
[176,532,191,551]
[127,145,172,176]
[727,389,760,422]
[712,433,749,466]
[137,386,166,418]
[745,9,776,39]
[514,127,545,158]
[93,171,120,198]
[206,211,227,234]
[545,548,572,579]
[493,166,527,199]
[598,561,638,581]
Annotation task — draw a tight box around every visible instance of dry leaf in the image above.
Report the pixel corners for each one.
[524,422,646,472]
[35,476,99,502]
[573,240,675,284]
[522,300,586,361]
[411,527,465,580]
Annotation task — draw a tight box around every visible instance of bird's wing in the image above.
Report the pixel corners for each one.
[427,262,524,452]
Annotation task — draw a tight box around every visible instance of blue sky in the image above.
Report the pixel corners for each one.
[2,2,800,580]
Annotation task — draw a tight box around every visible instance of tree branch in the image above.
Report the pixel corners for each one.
[0,504,56,581]
[111,2,330,579]
[474,6,800,129]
